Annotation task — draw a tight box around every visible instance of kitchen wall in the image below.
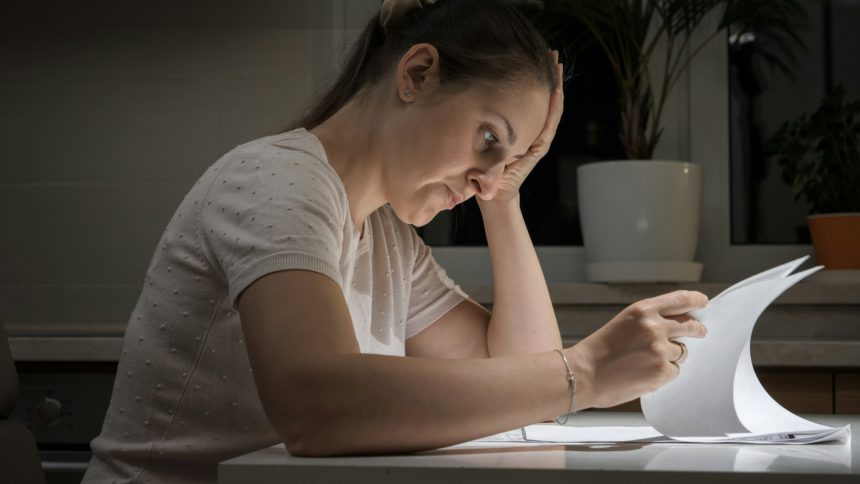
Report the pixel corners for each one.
[1,0,377,335]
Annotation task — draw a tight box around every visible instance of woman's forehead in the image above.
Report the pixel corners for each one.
[443,82,546,115]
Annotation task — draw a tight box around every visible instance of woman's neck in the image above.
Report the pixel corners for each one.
[309,99,387,234]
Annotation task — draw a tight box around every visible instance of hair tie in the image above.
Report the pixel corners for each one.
[379,0,436,35]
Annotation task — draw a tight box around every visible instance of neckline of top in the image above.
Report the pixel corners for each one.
[287,128,368,243]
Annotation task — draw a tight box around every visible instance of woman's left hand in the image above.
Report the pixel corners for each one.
[487,50,564,203]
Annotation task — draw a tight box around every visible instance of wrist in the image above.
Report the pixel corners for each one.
[477,196,521,232]
[562,345,594,411]
[477,194,520,212]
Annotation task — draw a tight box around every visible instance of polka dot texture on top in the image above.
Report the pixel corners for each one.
[83,129,468,484]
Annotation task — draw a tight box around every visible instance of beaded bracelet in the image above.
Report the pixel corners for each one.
[553,349,577,425]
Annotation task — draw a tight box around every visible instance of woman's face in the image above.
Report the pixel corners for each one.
[381,81,550,226]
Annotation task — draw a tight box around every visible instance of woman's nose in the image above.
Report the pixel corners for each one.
[467,163,504,201]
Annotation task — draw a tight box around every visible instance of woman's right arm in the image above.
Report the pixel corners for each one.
[237,269,707,456]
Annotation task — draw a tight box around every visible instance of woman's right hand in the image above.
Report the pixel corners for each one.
[568,290,709,409]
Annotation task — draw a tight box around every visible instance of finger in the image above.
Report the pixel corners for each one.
[668,340,688,363]
[555,61,564,100]
[678,343,688,363]
[647,290,709,317]
[665,313,695,324]
[665,318,707,339]
[529,63,564,155]
[512,71,564,173]
[513,54,564,173]
[534,50,564,136]
[538,66,564,143]
[666,352,682,375]
[497,157,535,187]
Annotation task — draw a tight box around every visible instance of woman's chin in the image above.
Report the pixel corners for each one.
[389,199,447,227]
[409,211,438,228]
[392,204,439,227]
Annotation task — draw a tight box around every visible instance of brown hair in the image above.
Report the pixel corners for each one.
[287,0,560,131]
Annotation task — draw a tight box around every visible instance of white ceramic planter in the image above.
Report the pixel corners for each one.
[577,160,703,282]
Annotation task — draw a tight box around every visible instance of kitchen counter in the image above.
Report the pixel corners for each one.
[217,412,858,484]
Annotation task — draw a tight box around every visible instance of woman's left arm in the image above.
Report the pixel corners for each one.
[479,196,561,356]
[480,50,564,356]
[408,51,565,359]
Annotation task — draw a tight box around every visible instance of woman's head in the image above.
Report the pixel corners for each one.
[293,0,561,226]
[293,0,559,130]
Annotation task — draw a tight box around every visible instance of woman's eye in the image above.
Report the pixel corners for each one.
[483,128,500,148]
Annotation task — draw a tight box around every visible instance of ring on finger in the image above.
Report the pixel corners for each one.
[669,340,687,364]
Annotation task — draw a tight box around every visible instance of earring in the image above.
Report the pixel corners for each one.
[404,89,412,97]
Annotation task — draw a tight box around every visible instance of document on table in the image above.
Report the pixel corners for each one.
[473,422,849,446]
[475,256,851,446]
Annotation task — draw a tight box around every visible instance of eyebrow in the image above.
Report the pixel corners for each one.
[490,111,517,145]
[489,111,528,160]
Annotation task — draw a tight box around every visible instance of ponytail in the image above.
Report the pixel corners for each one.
[285,0,559,131]
[286,16,385,131]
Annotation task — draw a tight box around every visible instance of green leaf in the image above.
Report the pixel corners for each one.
[765,84,860,213]
[527,0,808,160]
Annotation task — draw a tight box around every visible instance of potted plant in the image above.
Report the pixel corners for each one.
[767,85,860,269]
[525,0,805,281]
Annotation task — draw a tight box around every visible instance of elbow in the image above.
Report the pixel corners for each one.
[269,376,347,457]
[285,439,337,458]
[283,431,316,457]
[278,407,345,457]
[260,362,369,456]
[279,408,324,457]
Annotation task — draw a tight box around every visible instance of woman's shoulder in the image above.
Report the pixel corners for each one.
[199,128,350,223]
[213,128,347,199]
[233,128,333,175]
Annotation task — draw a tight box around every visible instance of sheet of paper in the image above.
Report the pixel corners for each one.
[448,426,853,474]
[468,257,851,447]
[478,425,664,444]
[639,256,850,442]
[475,423,850,445]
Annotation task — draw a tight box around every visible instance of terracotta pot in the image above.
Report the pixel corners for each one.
[807,213,860,269]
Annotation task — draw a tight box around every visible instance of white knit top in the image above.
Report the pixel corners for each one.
[82,129,468,483]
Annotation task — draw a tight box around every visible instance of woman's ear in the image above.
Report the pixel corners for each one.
[396,43,440,102]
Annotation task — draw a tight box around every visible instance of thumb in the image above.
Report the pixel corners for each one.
[647,290,709,317]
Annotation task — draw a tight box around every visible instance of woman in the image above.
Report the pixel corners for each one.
[84,0,707,482]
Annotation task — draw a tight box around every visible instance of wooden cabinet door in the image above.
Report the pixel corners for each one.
[836,373,860,414]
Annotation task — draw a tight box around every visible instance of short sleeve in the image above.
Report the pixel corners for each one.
[404,226,469,339]
[198,143,347,310]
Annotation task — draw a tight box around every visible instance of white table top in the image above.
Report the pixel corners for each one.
[218,412,858,484]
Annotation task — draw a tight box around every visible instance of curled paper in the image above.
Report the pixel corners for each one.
[641,256,849,443]
[472,257,849,447]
